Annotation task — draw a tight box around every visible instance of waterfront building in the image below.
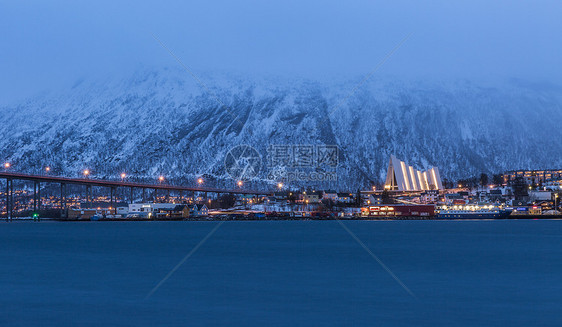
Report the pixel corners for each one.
[529,190,554,202]
[384,155,443,191]
[162,205,191,218]
[336,192,354,204]
[300,191,322,204]
[488,189,504,201]
[367,194,383,205]
[322,190,338,201]
[68,208,113,220]
[274,191,291,201]
[187,204,209,216]
[503,169,562,186]
[128,203,177,214]
[420,190,439,203]
[116,207,129,216]
[444,193,467,205]
[544,180,562,190]
[363,204,435,218]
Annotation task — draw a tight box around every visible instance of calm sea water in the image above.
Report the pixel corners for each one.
[1,220,561,326]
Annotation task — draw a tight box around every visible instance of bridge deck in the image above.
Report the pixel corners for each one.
[0,172,270,195]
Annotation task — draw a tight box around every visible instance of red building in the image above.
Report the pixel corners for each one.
[364,204,435,218]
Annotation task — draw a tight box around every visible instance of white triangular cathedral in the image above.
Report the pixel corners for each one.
[384,155,443,191]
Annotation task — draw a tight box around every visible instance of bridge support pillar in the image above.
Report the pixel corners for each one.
[110,187,115,213]
[37,181,41,211]
[6,178,13,220]
[86,185,92,208]
[32,181,38,212]
[60,183,67,218]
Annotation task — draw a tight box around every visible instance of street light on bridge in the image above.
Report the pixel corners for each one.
[45,167,51,173]
[237,180,243,188]
[277,182,283,190]
[83,169,90,178]
[121,173,126,181]
[197,177,203,186]
[4,162,11,169]
[159,176,165,184]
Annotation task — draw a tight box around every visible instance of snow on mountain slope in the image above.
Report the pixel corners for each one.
[1,68,561,190]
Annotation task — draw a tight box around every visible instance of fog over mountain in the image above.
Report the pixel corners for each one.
[2,68,561,190]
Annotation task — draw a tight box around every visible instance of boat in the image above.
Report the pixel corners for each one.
[437,205,511,219]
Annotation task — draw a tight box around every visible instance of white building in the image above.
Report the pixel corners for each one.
[128,203,177,214]
[384,155,443,191]
[529,191,553,202]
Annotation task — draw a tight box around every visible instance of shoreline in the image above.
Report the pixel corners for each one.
[4,215,562,222]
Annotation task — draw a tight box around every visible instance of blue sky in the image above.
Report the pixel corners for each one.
[1,0,561,103]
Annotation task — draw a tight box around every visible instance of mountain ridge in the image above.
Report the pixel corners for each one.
[1,68,561,190]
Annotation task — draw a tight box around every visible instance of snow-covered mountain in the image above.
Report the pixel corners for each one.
[1,68,561,190]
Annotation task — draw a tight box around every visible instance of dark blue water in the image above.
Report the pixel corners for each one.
[1,220,561,326]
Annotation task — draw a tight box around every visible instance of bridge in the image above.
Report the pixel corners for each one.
[1,172,271,219]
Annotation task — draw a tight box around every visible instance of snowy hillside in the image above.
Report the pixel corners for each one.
[1,68,561,190]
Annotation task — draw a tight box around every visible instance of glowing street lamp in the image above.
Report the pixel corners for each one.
[83,169,90,178]
[237,180,243,188]
[4,162,10,169]
[277,182,283,189]
[159,176,165,184]
[121,173,126,181]
[197,177,203,185]
[45,167,51,173]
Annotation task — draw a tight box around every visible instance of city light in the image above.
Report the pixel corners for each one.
[197,177,203,185]
[237,180,243,187]
[277,182,283,189]
[121,173,126,180]
[159,176,165,183]
[45,167,51,173]
[83,169,90,177]
[4,162,10,169]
